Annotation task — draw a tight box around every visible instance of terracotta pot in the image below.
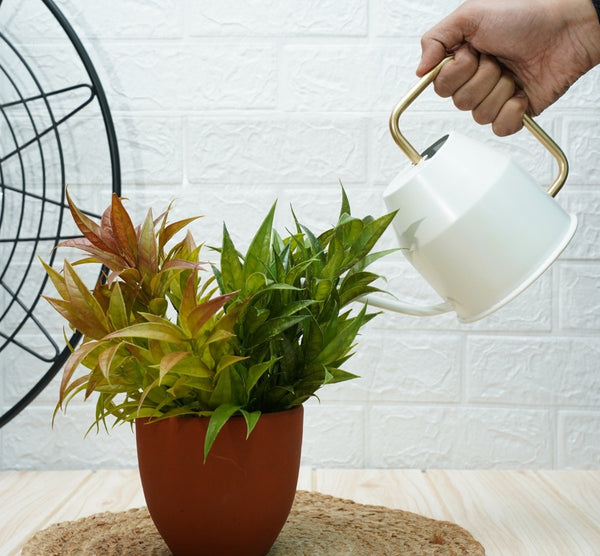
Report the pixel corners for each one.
[135,406,303,556]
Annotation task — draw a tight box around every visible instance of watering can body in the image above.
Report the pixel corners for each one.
[366,57,577,323]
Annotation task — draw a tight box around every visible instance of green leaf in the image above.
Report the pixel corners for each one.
[244,272,267,295]
[245,360,275,394]
[204,328,235,346]
[108,283,129,330]
[338,183,351,218]
[249,314,309,347]
[279,299,317,317]
[298,221,325,266]
[348,248,401,274]
[337,215,364,248]
[325,367,360,384]
[242,203,276,294]
[347,211,397,267]
[216,354,248,376]
[320,237,345,281]
[136,378,160,413]
[219,224,244,292]
[339,271,382,306]
[204,403,241,462]
[313,278,333,302]
[285,258,319,287]
[148,297,168,316]
[210,365,246,409]
[245,306,270,334]
[167,356,213,378]
[315,306,367,365]
[249,282,301,298]
[240,409,261,439]
[301,320,324,364]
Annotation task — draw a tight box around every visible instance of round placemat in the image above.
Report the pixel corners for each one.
[22,491,485,555]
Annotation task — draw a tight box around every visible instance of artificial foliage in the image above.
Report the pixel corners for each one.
[44,188,395,457]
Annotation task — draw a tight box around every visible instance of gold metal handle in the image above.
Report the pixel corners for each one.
[389,56,569,197]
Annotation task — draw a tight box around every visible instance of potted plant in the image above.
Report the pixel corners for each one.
[43,188,396,555]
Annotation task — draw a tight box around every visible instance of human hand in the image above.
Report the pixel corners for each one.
[417,0,600,136]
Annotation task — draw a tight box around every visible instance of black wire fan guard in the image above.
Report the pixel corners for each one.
[0,0,121,427]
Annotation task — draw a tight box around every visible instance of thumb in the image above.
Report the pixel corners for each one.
[416,12,470,76]
[416,38,449,76]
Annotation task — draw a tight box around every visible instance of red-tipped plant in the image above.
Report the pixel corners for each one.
[43,192,244,456]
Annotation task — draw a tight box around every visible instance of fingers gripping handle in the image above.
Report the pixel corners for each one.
[391,56,569,197]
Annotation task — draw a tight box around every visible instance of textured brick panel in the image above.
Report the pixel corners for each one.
[559,263,600,330]
[302,403,365,467]
[368,406,552,468]
[187,118,367,184]
[372,0,463,37]
[467,336,600,406]
[187,0,368,36]
[558,411,600,468]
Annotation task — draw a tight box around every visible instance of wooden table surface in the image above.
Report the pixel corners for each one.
[1,468,599,555]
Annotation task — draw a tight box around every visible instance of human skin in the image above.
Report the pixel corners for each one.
[417,0,600,136]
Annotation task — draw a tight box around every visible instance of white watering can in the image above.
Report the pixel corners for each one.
[366,57,577,323]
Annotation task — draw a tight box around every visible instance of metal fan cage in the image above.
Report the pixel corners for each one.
[0,0,120,427]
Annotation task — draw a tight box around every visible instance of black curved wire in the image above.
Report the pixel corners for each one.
[0,0,121,428]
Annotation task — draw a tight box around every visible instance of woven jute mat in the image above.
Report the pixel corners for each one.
[22,490,485,555]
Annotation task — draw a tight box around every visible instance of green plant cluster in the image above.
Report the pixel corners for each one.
[212,190,396,416]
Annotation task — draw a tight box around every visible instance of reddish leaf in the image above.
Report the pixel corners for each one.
[98,342,121,382]
[39,257,68,299]
[159,351,191,383]
[59,340,104,404]
[137,378,160,414]
[204,328,235,346]
[161,259,206,272]
[43,296,87,334]
[58,237,129,272]
[63,261,110,336]
[65,189,108,252]
[111,193,138,265]
[105,321,186,344]
[187,291,237,337]
[159,216,202,253]
[137,210,158,279]
[98,203,120,254]
[179,273,197,324]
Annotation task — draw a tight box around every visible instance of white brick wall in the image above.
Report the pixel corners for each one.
[1,0,599,470]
